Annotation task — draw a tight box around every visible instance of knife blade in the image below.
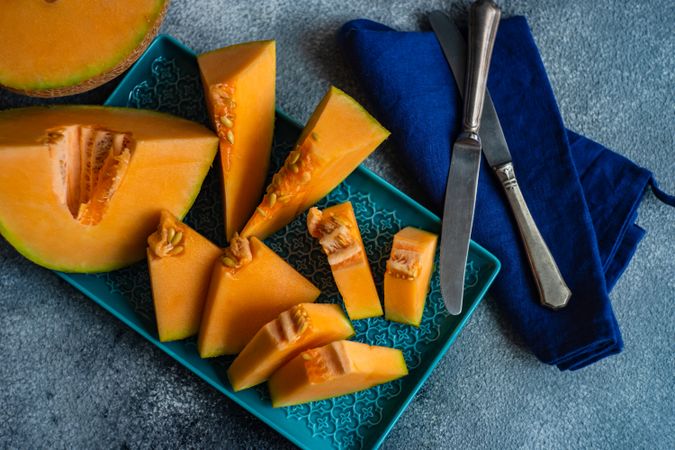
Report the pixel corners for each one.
[430,10,572,309]
[435,0,501,315]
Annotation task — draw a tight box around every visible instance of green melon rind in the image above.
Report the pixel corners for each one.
[0,0,167,93]
[0,105,218,273]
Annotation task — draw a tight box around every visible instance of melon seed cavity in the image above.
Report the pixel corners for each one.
[46,125,134,226]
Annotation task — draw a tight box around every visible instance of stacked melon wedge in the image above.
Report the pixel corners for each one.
[0,36,440,407]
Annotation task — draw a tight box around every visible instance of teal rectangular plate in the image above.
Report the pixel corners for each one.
[56,35,500,450]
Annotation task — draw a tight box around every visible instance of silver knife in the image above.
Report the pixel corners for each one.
[430,9,572,309]
[437,0,501,315]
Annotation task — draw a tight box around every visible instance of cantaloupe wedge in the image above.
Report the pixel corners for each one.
[307,202,382,320]
[227,303,354,391]
[0,106,218,272]
[384,227,438,326]
[0,0,167,97]
[240,86,390,240]
[268,340,408,407]
[198,235,320,357]
[198,41,276,241]
[147,210,221,342]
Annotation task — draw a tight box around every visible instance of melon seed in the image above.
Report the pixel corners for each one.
[256,207,268,217]
[301,172,311,183]
[288,150,301,164]
[222,256,237,268]
[170,231,183,246]
[220,116,234,128]
[289,163,299,174]
[311,132,319,141]
[226,130,235,144]
[333,215,349,227]
[170,245,185,255]
[268,192,277,207]
[167,227,176,243]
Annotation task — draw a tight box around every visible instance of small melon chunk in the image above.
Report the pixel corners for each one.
[198,235,321,357]
[268,340,408,407]
[241,86,390,240]
[147,210,221,342]
[0,106,218,272]
[307,202,382,320]
[227,303,354,391]
[384,227,438,326]
[198,41,276,241]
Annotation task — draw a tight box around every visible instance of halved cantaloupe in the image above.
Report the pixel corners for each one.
[268,340,408,407]
[240,86,390,240]
[0,0,168,97]
[198,41,276,241]
[384,227,438,326]
[147,210,221,342]
[0,106,218,272]
[227,303,354,391]
[198,235,321,357]
[307,202,382,320]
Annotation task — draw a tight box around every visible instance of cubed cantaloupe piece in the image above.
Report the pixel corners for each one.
[384,227,438,326]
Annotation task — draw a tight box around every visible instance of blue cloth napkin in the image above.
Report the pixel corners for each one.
[338,17,673,370]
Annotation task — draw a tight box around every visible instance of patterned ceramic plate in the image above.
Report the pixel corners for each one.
[56,35,500,450]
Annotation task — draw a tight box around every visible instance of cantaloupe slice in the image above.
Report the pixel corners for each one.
[384,227,438,326]
[0,106,218,272]
[240,86,390,240]
[147,210,221,342]
[227,303,354,391]
[0,0,167,97]
[198,41,276,241]
[198,235,321,357]
[268,340,408,407]
[307,202,382,320]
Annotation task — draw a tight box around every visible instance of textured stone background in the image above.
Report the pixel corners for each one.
[0,0,673,448]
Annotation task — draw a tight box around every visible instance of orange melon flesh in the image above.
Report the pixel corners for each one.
[0,0,167,95]
[147,210,222,342]
[198,235,321,357]
[384,227,438,327]
[241,86,390,240]
[198,41,276,241]
[268,340,408,407]
[0,106,218,272]
[227,303,354,391]
[307,202,382,320]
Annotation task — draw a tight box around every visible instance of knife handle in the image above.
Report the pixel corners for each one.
[463,0,501,135]
[495,163,572,309]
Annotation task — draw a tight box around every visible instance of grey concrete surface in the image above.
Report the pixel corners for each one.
[1,0,673,449]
